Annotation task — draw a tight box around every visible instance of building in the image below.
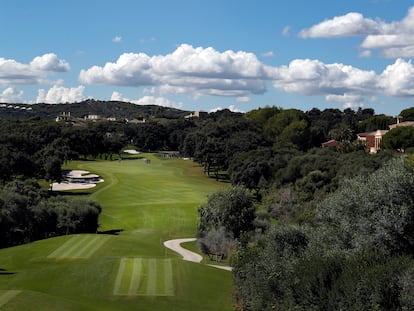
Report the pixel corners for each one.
[357,116,414,153]
[56,112,72,122]
[357,130,389,154]
[321,139,339,149]
[388,115,414,129]
[84,114,100,121]
[184,110,208,119]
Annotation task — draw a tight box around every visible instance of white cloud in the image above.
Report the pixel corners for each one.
[270,57,414,108]
[112,36,122,43]
[0,87,24,102]
[273,58,377,96]
[30,53,70,72]
[299,6,414,58]
[0,53,70,85]
[111,91,183,108]
[299,12,381,38]
[377,58,414,96]
[325,93,364,109]
[79,44,276,97]
[36,85,86,103]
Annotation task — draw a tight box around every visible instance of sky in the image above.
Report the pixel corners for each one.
[1,0,414,115]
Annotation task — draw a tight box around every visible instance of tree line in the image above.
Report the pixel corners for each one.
[0,179,101,248]
[1,103,414,309]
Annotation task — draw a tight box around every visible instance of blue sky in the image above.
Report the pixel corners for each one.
[1,0,413,115]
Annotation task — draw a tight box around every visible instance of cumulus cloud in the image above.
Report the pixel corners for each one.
[273,58,377,96]
[111,91,183,108]
[0,87,24,102]
[36,85,86,104]
[299,12,381,38]
[78,41,414,109]
[377,58,414,96]
[300,6,414,58]
[270,57,414,108]
[0,53,70,85]
[79,44,276,97]
[325,93,364,109]
[30,53,70,72]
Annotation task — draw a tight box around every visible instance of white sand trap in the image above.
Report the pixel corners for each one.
[66,170,99,178]
[123,149,140,154]
[52,170,104,191]
[52,182,97,191]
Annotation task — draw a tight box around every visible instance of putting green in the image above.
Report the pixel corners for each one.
[113,258,174,296]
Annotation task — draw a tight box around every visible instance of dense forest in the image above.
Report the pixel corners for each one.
[1,101,414,310]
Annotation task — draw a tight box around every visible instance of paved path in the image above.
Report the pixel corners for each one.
[163,238,203,263]
[163,238,233,271]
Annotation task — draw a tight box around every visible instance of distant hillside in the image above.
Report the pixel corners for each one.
[0,99,190,120]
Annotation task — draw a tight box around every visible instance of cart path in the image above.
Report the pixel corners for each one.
[163,238,233,271]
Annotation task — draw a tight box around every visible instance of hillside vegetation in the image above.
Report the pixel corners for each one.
[0,103,414,310]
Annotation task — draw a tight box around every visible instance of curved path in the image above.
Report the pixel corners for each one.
[163,238,233,271]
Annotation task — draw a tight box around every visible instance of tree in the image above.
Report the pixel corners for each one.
[381,126,414,151]
[197,227,234,262]
[198,186,255,239]
[229,148,277,198]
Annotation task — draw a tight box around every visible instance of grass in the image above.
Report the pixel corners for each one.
[0,154,233,310]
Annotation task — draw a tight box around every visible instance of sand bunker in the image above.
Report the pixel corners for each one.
[123,149,140,154]
[52,170,104,191]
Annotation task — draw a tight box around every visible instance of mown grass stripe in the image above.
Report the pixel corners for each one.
[0,290,22,308]
[59,235,91,259]
[128,258,142,295]
[113,258,127,295]
[70,236,101,258]
[146,259,157,295]
[163,259,174,296]
[47,236,80,258]
[80,235,111,258]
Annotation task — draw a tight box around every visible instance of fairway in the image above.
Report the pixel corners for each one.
[0,290,21,308]
[47,234,111,259]
[113,258,174,296]
[0,155,234,311]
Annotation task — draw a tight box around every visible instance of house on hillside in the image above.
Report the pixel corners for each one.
[56,112,72,122]
[184,110,208,119]
[389,115,414,129]
[84,114,100,121]
[357,130,388,154]
[321,139,339,149]
[357,116,414,153]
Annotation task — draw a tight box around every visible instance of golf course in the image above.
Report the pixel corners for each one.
[0,154,234,310]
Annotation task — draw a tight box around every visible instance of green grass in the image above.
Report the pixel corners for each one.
[113,257,175,297]
[0,154,233,310]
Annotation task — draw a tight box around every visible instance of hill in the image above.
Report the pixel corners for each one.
[0,99,190,121]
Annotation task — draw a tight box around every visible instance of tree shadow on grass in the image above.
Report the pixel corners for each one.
[0,268,16,275]
[119,156,144,160]
[49,191,91,197]
[98,229,124,235]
